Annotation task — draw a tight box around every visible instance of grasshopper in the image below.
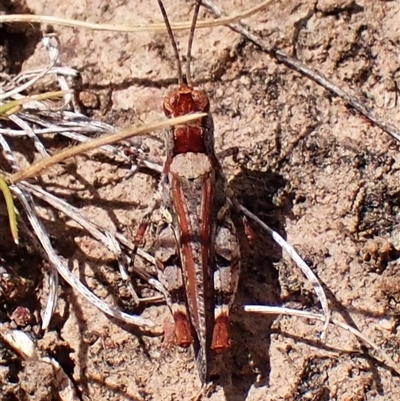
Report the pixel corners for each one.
[136,0,240,383]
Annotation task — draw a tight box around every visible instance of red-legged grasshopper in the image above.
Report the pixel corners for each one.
[135,0,241,383]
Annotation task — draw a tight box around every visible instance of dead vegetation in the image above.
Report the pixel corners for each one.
[1,0,400,400]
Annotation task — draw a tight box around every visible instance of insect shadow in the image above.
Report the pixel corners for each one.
[215,165,291,399]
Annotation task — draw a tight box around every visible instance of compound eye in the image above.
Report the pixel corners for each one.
[192,90,210,112]
[163,92,177,117]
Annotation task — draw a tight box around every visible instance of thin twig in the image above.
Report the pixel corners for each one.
[245,305,400,374]
[9,113,206,183]
[202,0,400,143]
[237,202,331,339]
[21,181,161,300]
[12,186,160,332]
[0,1,274,32]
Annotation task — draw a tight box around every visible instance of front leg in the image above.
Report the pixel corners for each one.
[155,221,193,348]
[212,208,240,353]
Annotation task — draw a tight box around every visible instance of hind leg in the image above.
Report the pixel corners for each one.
[155,222,192,347]
[212,210,240,353]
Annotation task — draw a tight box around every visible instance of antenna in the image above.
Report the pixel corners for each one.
[185,0,201,86]
[157,0,184,85]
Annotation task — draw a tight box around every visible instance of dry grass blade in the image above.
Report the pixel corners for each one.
[41,357,80,401]
[104,232,141,304]
[42,262,58,330]
[0,324,39,360]
[9,112,206,183]
[0,1,273,32]
[21,181,161,300]
[0,175,18,244]
[0,91,65,115]
[0,28,204,335]
[244,305,400,375]
[237,202,331,339]
[11,185,161,333]
[1,50,58,99]
[8,113,50,158]
[0,133,20,172]
[0,324,79,400]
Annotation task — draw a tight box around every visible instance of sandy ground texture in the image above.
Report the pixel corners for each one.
[1,0,400,400]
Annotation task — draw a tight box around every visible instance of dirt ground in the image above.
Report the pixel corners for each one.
[1,0,400,400]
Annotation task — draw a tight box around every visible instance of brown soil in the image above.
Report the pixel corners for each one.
[2,0,400,400]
